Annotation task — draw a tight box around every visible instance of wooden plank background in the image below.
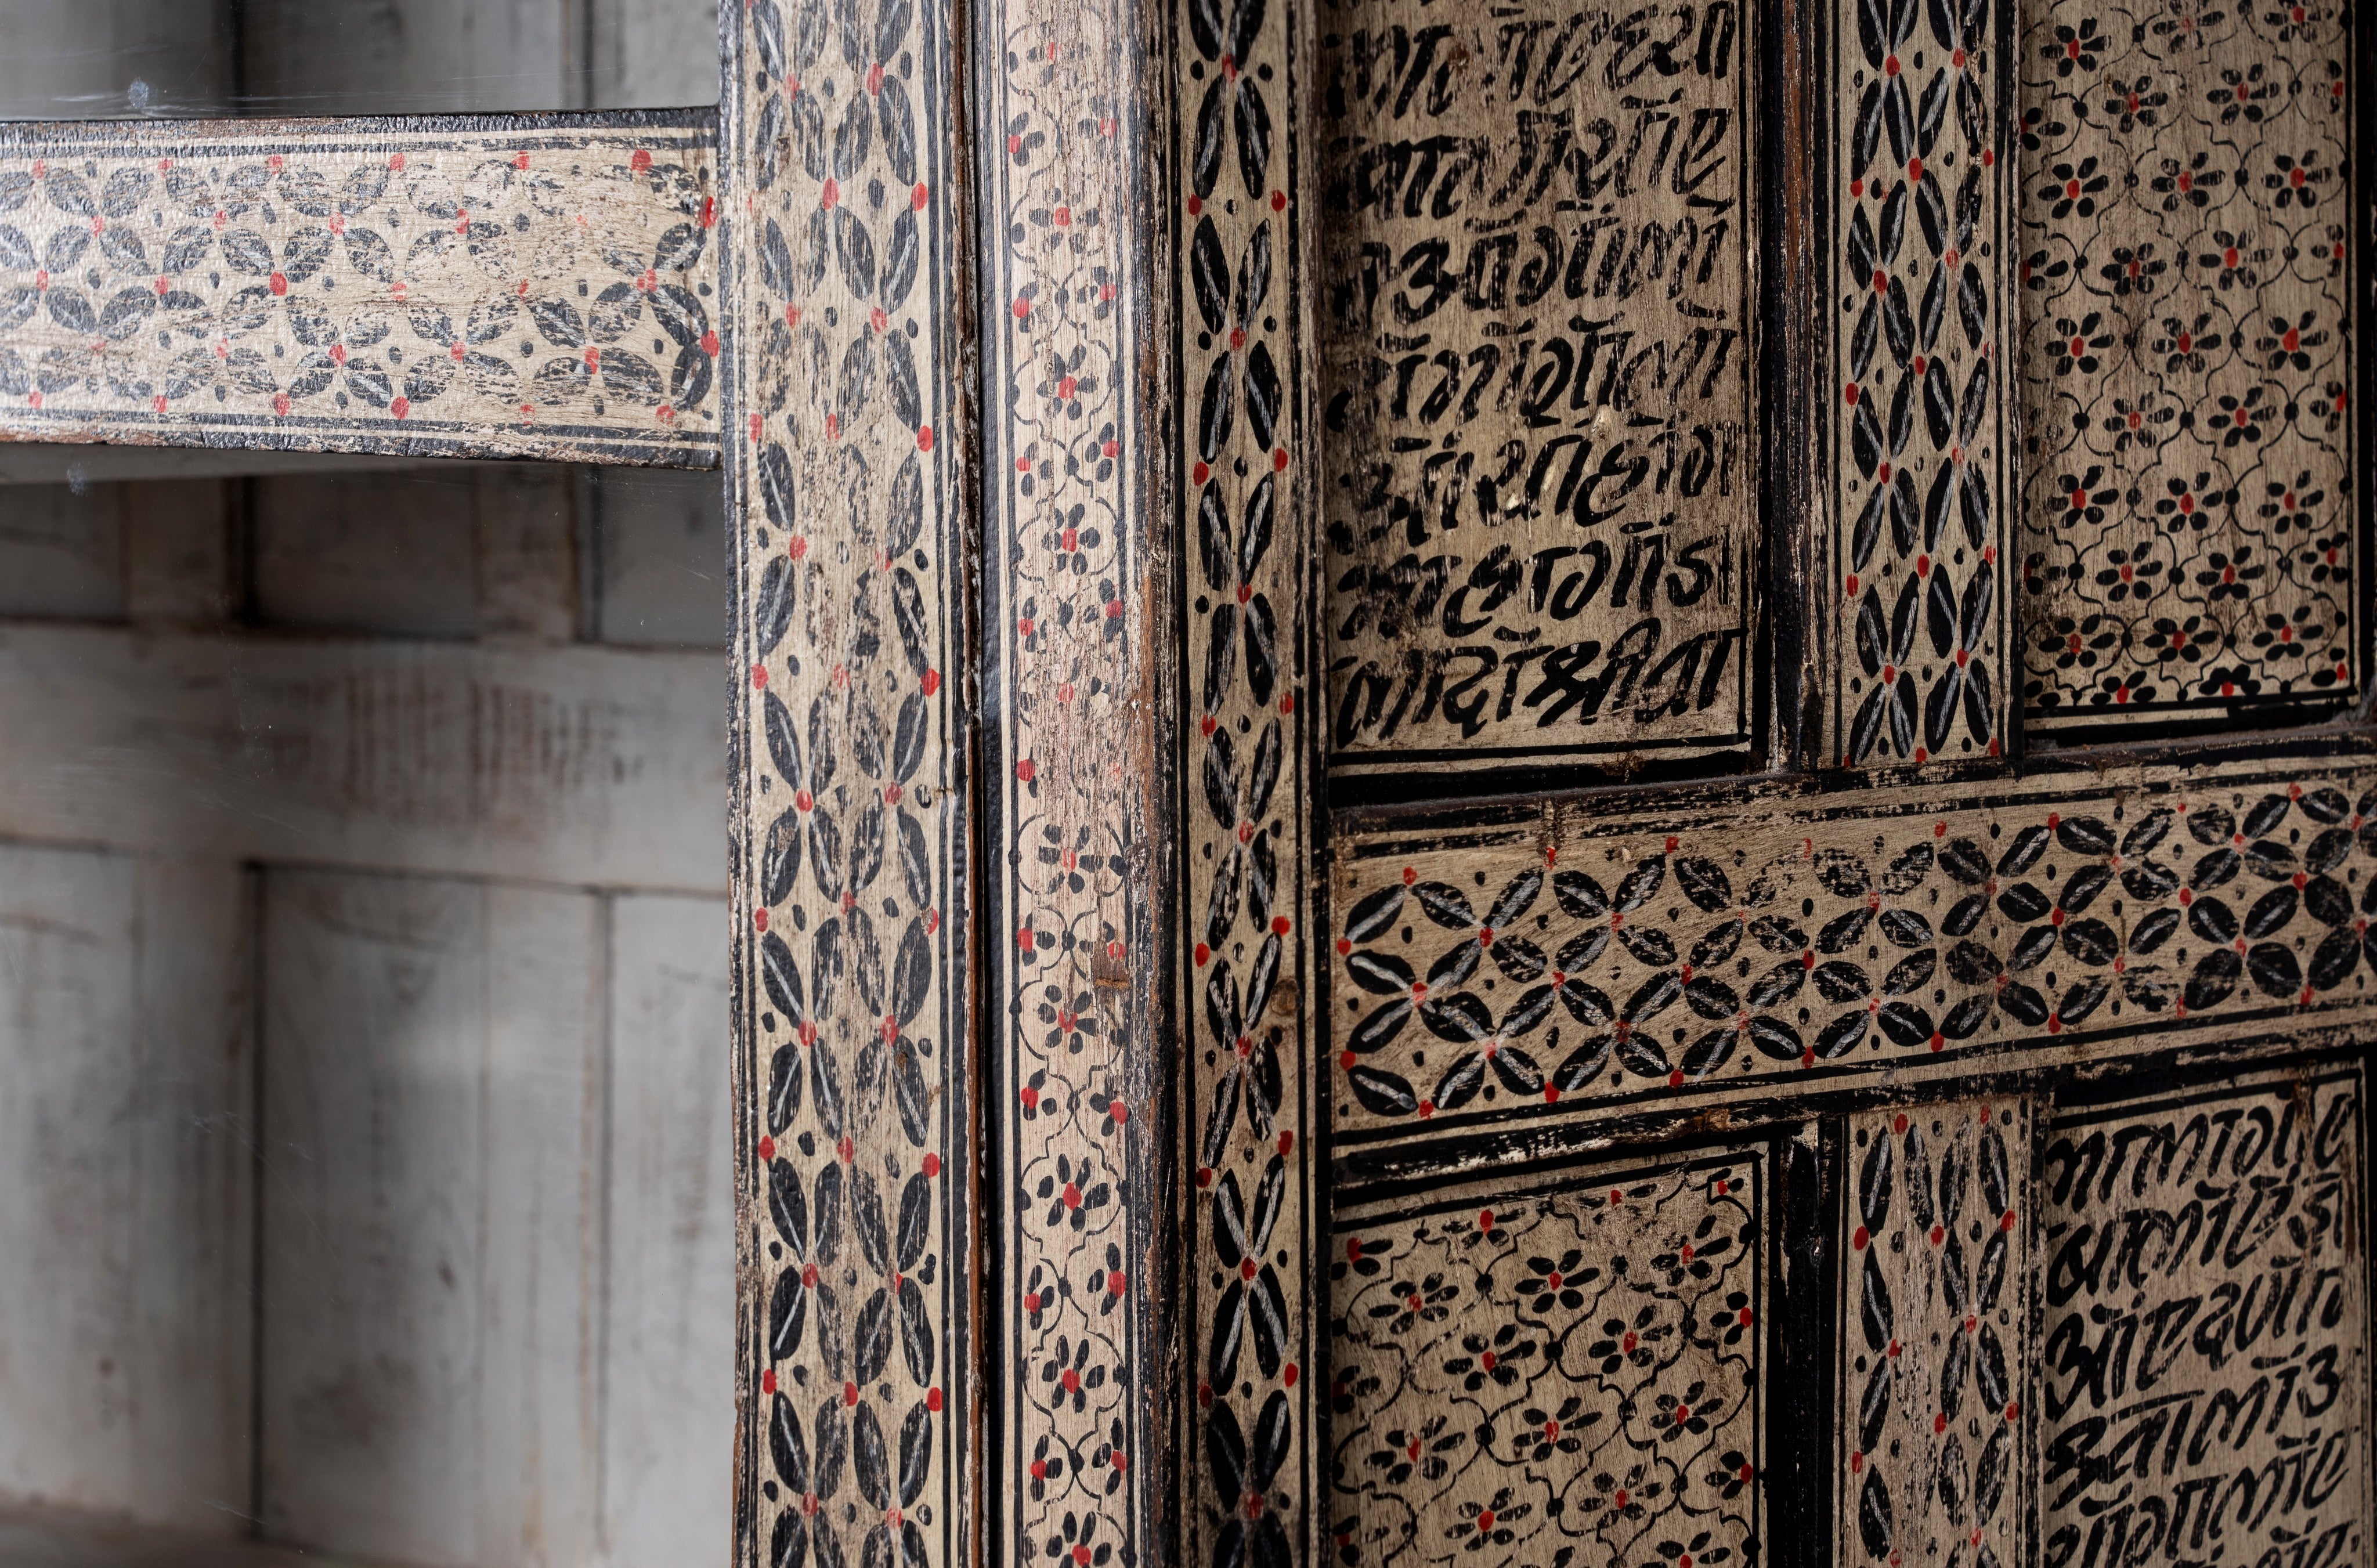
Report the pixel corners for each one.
[0,4,733,1565]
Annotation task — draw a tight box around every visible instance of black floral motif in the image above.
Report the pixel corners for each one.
[1335,771,2377,1133]
[2018,0,2355,728]
[1834,0,2008,767]
[1330,1158,1760,1568]
[1838,1104,2027,1567]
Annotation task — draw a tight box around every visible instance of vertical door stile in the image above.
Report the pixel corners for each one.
[1825,0,2021,771]
[1173,0,1323,1558]
[726,2,978,1567]
[972,0,1177,1565]
[1836,1100,2034,1568]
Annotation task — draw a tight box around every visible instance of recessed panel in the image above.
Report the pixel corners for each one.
[1330,1147,1764,1566]
[1837,1100,2031,1568]
[2017,0,2358,732]
[1317,0,1758,772]
[2038,1066,2368,1564]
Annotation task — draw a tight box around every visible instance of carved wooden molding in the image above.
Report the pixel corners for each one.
[0,111,720,466]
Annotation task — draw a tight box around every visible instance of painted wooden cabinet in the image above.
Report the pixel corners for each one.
[0,0,2368,1566]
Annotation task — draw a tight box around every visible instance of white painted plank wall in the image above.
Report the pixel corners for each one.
[0,847,254,1532]
[599,895,734,1568]
[0,5,732,1564]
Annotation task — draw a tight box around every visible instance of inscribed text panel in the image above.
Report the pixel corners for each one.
[1316,0,1758,771]
[2037,1067,2368,1568]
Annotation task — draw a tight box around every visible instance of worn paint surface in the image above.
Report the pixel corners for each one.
[1330,756,2377,1151]
[1836,1101,2029,1568]
[2037,1067,2368,1567]
[1315,0,1759,771]
[2015,0,2359,732]
[1328,1146,1764,1568]
[1179,0,1319,1560]
[717,0,970,1558]
[976,0,1171,1559]
[0,113,720,466]
[1826,0,2014,768]
[725,0,972,1565]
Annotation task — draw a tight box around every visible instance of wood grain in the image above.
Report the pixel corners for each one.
[0,113,720,467]
[0,622,724,891]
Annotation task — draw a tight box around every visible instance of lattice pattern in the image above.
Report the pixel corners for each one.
[1837,1102,2029,1568]
[1329,1151,1762,1568]
[2016,0,2357,727]
[0,115,717,464]
[729,2,963,1565]
[1830,0,2013,767]
[1180,0,1314,1561]
[1331,760,2377,1141]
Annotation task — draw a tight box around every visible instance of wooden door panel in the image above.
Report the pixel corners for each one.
[2014,0,2360,735]
[1329,1143,1768,1568]
[1824,0,2019,770]
[0,113,718,464]
[1314,0,1761,772]
[2035,1065,2369,1566]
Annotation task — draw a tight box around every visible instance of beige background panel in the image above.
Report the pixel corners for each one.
[1316,0,1758,769]
[0,117,718,466]
[2037,1065,2368,1566]
[1331,1147,1762,1568]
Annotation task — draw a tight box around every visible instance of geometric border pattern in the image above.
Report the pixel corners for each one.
[0,111,720,467]
[1173,0,1316,1562]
